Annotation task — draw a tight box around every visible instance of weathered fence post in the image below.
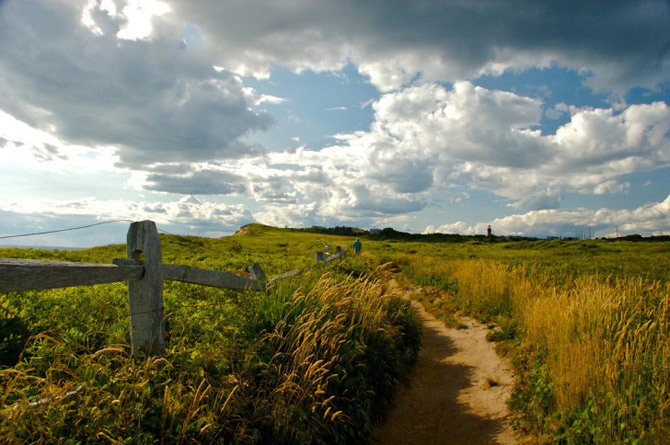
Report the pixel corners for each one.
[249,263,266,290]
[316,251,326,262]
[127,221,164,357]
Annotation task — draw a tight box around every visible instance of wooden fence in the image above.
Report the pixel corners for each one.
[0,220,346,357]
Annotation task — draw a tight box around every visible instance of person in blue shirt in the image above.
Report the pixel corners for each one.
[353,237,362,253]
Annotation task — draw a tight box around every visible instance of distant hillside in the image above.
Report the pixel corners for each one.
[233,223,669,243]
[369,227,519,243]
[233,223,279,236]
[233,223,529,243]
[602,234,670,242]
[301,225,368,236]
[234,224,367,237]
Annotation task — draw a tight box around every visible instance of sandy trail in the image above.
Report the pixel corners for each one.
[369,296,517,445]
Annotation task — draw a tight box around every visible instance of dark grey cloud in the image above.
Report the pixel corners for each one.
[344,184,426,217]
[513,193,563,211]
[143,203,167,214]
[145,163,195,175]
[250,185,297,204]
[145,169,246,195]
[0,0,272,169]
[31,144,68,162]
[248,167,329,203]
[168,0,670,92]
[367,158,434,194]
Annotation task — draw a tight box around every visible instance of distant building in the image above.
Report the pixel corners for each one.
[487,225,492,237]
[369,229,381,236]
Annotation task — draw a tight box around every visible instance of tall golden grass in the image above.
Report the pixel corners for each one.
[243,273,417,441]
[404,256,669,441]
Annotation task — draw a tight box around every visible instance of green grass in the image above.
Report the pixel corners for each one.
[361,236,669,443]
[361,236,670,283]
[2,229,668,443]
[0,231,420,443]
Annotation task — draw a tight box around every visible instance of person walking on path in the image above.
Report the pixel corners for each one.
[353,237,362,254]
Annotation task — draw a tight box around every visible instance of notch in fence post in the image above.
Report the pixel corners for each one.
[316,251,326,262]
[127,221,164,357]
[248,263,266,290]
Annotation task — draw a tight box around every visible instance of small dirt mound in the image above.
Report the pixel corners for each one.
[233,226,252,236]
[377,261,402,274]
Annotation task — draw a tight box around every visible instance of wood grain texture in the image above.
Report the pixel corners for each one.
[126,221,164,356]
[270,267,304,285]
[163,263,259,290]
[0,258,143,293]
[326,247,346,263]
[248,263,267,289]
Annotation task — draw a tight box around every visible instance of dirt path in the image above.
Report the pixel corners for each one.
[369,295,517,444]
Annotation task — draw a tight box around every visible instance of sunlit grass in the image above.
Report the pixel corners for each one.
[2,230,668,442]
[0,233,420,443]
[393,251,669,443]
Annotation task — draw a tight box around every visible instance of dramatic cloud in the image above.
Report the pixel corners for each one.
[0,0,668,241]
[425,194,670,238]
[281,82,669,211]
[0,0,271,169]
[253,202,318,229]
[452,100,670,208]
[168,0,670,92]
[202,79,668,223]
[248,166,329,204]
[260,146,430,219]
[144,167,247,195]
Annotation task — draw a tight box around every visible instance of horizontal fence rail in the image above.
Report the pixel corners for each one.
[0,220,348,356]
[162,263,260,291]
[0,258,143,293]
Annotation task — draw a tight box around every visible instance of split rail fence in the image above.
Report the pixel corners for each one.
[0,220,346,357]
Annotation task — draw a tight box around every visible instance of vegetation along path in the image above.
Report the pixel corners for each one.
[370,282,516,445]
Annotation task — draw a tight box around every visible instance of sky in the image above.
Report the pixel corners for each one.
[1,0,669,247]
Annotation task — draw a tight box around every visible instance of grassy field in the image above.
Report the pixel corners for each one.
[0,228,420,443]
[365,234,669,443]
[1,225,668,443]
